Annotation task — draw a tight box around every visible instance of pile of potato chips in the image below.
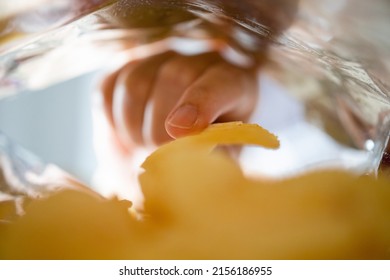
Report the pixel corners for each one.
[1,122,389,259]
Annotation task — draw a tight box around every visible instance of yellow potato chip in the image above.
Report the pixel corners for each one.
[0,190,139,259]
[142,122,279,171]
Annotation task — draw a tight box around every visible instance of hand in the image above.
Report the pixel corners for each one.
[100,51,259,151]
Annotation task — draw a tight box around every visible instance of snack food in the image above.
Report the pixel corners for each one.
[1,122,389,259]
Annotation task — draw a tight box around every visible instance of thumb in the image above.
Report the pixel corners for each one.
[165,62,258,139]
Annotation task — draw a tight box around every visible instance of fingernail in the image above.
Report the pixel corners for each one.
[168,104,198,129]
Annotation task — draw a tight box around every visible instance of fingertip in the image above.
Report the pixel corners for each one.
[168,104,198,129]
[165,104,207,138]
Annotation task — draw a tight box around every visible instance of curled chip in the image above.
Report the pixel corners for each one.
[1,122,390,260]
[142,121,279,171]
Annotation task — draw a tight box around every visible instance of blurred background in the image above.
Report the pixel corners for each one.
[0,72,97,185]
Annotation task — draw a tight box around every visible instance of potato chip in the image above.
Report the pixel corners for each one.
[142,122,279,171]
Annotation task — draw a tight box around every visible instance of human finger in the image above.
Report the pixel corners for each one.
[165,61,259,139]
[149,53,221,145]
[110,52,173,146]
